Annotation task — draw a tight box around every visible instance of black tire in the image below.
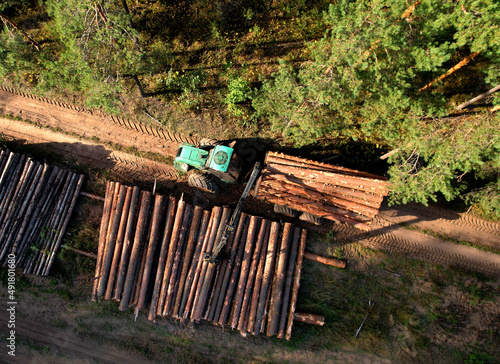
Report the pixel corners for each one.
[299,212,323,225]
[274,204,299,218]
[188,173,220,194]
[198,138,219,148]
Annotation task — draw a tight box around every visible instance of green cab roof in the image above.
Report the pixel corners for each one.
[175,143,209,169]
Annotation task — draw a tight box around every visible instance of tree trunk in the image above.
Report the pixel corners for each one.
[456,84,500,110]
[419,52,481,92]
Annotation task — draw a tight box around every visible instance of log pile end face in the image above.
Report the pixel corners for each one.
[94,181,309,340]
[257,152,388,229]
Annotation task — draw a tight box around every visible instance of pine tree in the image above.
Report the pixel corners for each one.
[253,0,500,212]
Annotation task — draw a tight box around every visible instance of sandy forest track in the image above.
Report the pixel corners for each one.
[1,88,499,276]
[0,312,152,364]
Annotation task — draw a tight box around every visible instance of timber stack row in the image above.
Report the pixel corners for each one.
[0,148,84,275]
[255,152,388,230]
[93,181,307,340]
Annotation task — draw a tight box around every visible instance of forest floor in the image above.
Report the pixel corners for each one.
[1,88,499,363]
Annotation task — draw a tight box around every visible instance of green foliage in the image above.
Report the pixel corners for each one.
[0,0,30,12]
[465,182,500,220]
[253,61,333,145]
[163,69,207,108]
[0,32,37,82]
[0,0,142,113]
[39,0,142,112]
[254,0,500,210]
[224,74,251,116]
[388,113,500,207]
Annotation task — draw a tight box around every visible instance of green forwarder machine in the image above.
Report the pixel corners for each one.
[174,138,243,195]
[174,138,261,264]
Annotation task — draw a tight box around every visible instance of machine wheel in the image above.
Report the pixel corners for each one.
[198,138,219,148]
[274,204,299,218]
[188,173,220,194]
[299,212,323,226]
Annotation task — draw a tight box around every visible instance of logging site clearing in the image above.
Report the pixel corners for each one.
[1,88,500,364]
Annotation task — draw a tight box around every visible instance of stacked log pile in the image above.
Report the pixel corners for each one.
[255,152,388,230]
[94,181,308,340]
[0,149,84,275]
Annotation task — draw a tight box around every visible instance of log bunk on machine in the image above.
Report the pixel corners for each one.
[254,152,389,231]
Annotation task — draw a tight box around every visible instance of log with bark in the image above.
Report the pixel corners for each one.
[148,196,177,320]
[267,222,292,336]
[255,152,388,229]
[285,229,308,340]
[0,150,83,276]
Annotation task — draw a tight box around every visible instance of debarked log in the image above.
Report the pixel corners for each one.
[303,252,346,269]
[293,312,325,326]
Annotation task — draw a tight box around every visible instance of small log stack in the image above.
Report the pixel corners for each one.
[255,152,388,230]
[94,181,309,340]
[0,148,84,275]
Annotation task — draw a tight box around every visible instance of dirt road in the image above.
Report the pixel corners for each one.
[1,87,499,276]
[0,312,152,364]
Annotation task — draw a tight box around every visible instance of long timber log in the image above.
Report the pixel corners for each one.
[105,186,133,300]
[259,172,384,206]
[267,222,292,336]
[304,251,346,269]
[132,240,149,307]
[204,207,233,321]
[0,150,81,276]
[163,204,193,316]
[136,194,167,315]
[181,210,211,321]
[277,227,301,339]
[98,184,127,297]
[23,168,67,273]
[265,152,388,181]
[230,216,259,329]
[218,215,249,327]
[191,206,223,322]
[172,205,204,318]
[265,163,387,194]
[262,179,379,218]
[183,210,215,321]
[34,172,76,275]
[237,219,268,332]
[293,312,325,326]
[148,196,177,321]
[2,162,43,250]
[286,229,308,340]
[259,190,371,230]
[42,174,85,276]
[212,213,248,323]
[253,221,279,335]
[89,179,315,340]
[246,220,271,333]
[114,186,141,300]
[9,164,50,260]
[119,191,151,311]
[157,197,186,315]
